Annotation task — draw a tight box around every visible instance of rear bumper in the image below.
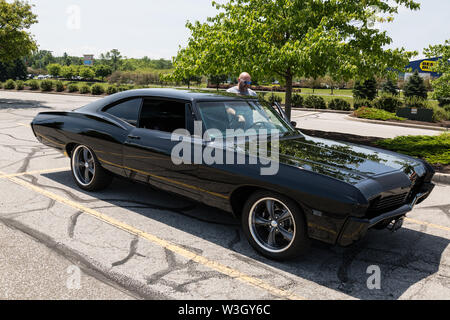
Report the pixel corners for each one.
[337,183,435,246]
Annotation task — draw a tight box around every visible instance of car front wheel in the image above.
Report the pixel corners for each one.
[70,145,112,191]
[242,191,310,260]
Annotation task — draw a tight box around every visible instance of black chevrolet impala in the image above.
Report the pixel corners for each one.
[31,89,435,260]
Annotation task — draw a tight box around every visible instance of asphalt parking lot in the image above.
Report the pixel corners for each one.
[0,90,449,300]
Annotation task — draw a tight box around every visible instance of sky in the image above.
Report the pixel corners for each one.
[25,0,450,60]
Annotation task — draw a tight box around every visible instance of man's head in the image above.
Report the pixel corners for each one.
[238,72,252,91]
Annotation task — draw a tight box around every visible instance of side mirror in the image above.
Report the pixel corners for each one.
[291,121,297,128]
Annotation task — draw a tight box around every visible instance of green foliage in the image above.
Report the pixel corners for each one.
[91,84,105,95]
[328,98,351,111]
[79,66,95,80]
[372,94,403,113]
[15,80,24,90]
[438,97,450,108]
[404,71,428,99]
[291,94,304,108]
[79,84,91,94]
[353,78,378,100]
[67,83,79,93]
[0,0,38,62]
[61,66,75,79]
[304,96,327,109]
[4,79,15,90]
[381,79,399,96]
[376,133,450,165]
[47,63,62,77]
[354,107,406,121]
[424,39,450,101]
[404,96,430,109]
[106,85,118,95]
[40,80,54,92]
[55,81,65,92]
[95,65,113,80]
[431,105,450,122]
[176,0,418,119]
[268,94,282,106]
[27,80,39,90]
[353,98,373,109]
[0,59,27,82]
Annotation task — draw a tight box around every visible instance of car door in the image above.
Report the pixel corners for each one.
[122,97,203,202]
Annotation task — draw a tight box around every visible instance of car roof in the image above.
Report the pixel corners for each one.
[76,88,259,113]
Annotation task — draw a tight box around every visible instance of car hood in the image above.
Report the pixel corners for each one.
[235,134,425,185]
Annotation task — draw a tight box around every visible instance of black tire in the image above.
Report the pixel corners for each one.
[70,144,113,191]
[242,190,310,261]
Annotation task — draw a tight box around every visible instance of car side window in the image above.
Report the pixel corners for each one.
[104,98,142,126]
[139,99,187,133]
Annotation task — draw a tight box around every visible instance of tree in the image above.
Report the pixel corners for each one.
[61,66,75,79]
[95,64,113,81]
[175,0,419,119]
[0,0,38,63]
[79,66,95,80]
[381,79,400,96]
[353,78,378,100]
[101,49,123,71]
[404,70,428,99]
[47,63,62,78]
[424,39,450,101]
[0,59,27,81]
[209,74,228,91]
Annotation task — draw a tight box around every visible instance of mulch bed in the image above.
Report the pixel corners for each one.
[348,115,450,129]
[300,129,450,174]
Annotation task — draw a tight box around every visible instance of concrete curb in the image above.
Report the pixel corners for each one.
[345,115,449,132]
[292,107,352,114]
[432,173,450,185]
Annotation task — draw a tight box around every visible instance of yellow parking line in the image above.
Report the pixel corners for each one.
[0,167,70,179]
[16,122,30,127]
[405,218,450,233]
[0,169,306,301]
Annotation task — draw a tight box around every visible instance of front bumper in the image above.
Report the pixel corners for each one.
[337,182,435,246]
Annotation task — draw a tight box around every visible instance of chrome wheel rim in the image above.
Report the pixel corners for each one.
[72,146,95,186]
[248,198,296,253]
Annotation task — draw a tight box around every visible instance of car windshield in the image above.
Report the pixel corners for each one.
[197,100,296,138]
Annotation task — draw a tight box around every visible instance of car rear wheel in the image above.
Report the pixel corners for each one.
[71,145,112,191]
[242,191,310,260]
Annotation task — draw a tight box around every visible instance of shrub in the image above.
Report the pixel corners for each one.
[304,95,326,109]
[438,97,450,108]
[27,80,40,90]
[354,107,406,121]
[67,83,79,93]
[328,98,351,111]
[404,71,428,99]
[117,85,129,92]
[91,84,105,95]
[268,94,282,105]
[79,84,91,94]
[55,81,65,92]
[404,96,430,109]
[291,94,304,108]
[106,85,118,95]
[15,80,24,90]
[40,80,54,92]
[4,79,16,90]
[372,95,403,113]
[431,106,450,122]
[353,98,373,109]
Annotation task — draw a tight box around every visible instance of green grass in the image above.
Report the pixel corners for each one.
[375,133,450,165]
[353,107,406,121]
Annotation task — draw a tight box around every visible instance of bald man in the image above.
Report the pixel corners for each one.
[227,72,257,96]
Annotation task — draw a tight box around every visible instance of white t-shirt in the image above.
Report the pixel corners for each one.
[226,86,257,97]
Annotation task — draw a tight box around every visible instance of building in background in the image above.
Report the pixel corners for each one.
[399,57,442,80]
[83,54,94,66]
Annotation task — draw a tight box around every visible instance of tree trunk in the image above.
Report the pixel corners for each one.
[285,70,293,121]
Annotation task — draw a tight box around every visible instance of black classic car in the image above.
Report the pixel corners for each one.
[31,89,435,260]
